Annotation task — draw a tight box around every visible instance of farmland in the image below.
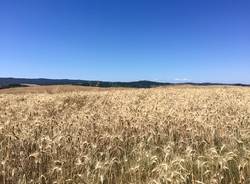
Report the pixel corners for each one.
[0,86,250,183]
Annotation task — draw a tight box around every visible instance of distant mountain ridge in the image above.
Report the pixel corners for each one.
[0,77,249,89]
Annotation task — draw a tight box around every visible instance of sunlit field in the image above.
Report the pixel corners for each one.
[0,86,250,184]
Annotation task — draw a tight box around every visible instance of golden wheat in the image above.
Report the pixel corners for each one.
[0,86,250,184]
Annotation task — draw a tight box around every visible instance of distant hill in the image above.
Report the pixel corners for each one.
[0,77,249,89]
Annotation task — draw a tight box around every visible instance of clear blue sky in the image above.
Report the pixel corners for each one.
[0,0,250,83]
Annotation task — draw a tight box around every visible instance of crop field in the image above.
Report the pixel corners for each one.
[0,86,250,184]
[0,85,118,94]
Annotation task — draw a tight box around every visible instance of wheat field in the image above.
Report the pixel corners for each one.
[0,86,250,184]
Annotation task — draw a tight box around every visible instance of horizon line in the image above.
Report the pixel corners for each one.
[0,76,250,85]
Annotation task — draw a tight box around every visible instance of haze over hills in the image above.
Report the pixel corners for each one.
[0,77,250,89]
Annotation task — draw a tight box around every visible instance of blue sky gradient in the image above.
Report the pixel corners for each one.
[0,0,250,83]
